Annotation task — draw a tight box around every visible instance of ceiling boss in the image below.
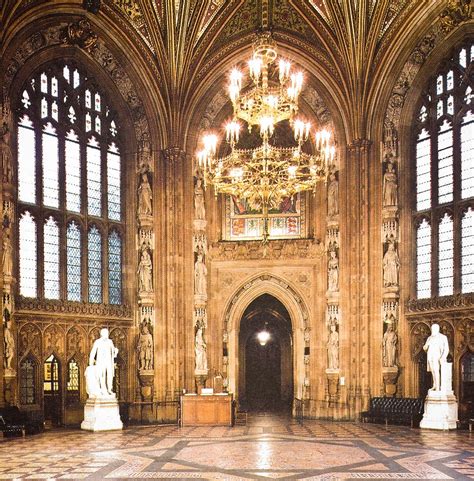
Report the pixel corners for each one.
[196,31,336,241]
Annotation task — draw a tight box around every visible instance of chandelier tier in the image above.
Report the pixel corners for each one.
[197,32,335,239]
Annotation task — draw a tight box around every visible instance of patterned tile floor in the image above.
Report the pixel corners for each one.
[0,413,472,480]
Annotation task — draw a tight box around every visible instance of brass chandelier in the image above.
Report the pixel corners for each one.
[196,32,335,240]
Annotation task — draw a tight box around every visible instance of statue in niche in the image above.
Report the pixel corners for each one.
[137,172,152,216]
[328,248,339,292]
[138,136,152,173]
[0,123,12,184]
[194,252,207,297]
[327,323,339,369]
[195,322,208,373]
[194,177,206,220]
[85,328,118,398]
[138,248,153,293]
[327,171,339,216]
[382,323,398,367]
[383,242,400,287]
[383,161,398,207]
[423,323,450,392]
[3,317,14,370]
[2,229,12,278]
[137,320,153,371]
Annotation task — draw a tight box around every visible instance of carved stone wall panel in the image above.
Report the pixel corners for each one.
[66,326,87,362]
[43,324,65,358]
[18,323,41,360]
[110,327,128,363]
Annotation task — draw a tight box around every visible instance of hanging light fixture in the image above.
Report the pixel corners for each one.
[257,329,271,346]
[196,31,335,241]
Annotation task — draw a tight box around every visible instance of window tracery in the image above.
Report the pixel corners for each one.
[16,62,124,305]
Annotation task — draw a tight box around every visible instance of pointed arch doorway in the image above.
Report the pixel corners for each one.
[239,294,293,413]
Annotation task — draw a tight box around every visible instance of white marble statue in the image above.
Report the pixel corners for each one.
[328,249,339,292]
[194,178,206,220]
[138,248,153,293]
[382,324,398,367]
[137,172,152,216]
[383,162,398,207]
[194,252,207,297]
[327,324,339,369]
[86,328,118,398]
[195,324,208,373]
[423,323,450,392]
[137,321,153,371]
[383,242,399,287]
[327,171,339,216]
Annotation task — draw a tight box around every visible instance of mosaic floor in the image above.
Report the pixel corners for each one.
[0,414,472,480]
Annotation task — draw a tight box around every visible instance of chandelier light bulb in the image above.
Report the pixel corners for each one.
[279,59,291,83]
[259,116,274,137]
[248,58,262,81]
[288,165,298,178]
[203,134,218,156]
[225,121,241,144]
[287,86,297,101]
[257,330,271,346]
[230,69,242,89]
[196,150,207,169]
[229,84,240,103]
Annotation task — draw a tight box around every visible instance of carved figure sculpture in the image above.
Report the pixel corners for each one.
[195,324,208,372]
[138,248,153,293]
[327,323,339,369]
[194,178,206,220]
[383,242,399,287]
[3,320,14,370]
[0,123,12,184]
[2,231,12,278]
[328,249,339,292]
[137,321,153,370]
[194,252,207,297]
[382,324,398,367]
[87,328,118,397]
[383,162,398,206]
[327,171,339,216]
[423,323,450,392]
[137,173,152,216]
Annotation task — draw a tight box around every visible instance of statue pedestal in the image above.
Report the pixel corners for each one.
[81,397,123,432]
[420,390,458,430]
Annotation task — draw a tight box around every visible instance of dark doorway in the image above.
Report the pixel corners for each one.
[239,294,293,413]
[416,351,431,398]
[44,354,61,426]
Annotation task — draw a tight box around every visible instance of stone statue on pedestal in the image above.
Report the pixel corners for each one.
[423,323,449,392]
[137,173,152,216]
[137,321,153,371]
[3,319,14,371]
[383,161,398,207]
[194,178,206,220]
[382,324,398,367]
[85,328,118,398]
[138,248,153,293]
[327,171,339,216]
[195,323,208,373]
[327,323,339,369]
[383,242,399,287]
[328,249,339,292]
[194,252,207,297]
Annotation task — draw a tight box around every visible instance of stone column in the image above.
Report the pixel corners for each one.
[381,127,400,396]
[135,135,156,422]
[193,175,209,391]
[1,94,15,406]
[343,139,372,418]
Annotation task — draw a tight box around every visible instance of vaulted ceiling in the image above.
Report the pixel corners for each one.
[0,0,466,145]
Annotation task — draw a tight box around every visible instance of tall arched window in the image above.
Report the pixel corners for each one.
[17,63,124,304]
[413,42,474,298]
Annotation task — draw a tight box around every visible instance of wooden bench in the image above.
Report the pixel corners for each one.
[361,397,424,428]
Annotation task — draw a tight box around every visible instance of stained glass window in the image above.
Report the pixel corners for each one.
[18,115,36,203]
[19,211,37,298]
[20,357,36,405]
[107,143,121,221]
[44,216,60,300]
[17,63,124,305]
[462,208,474,293]
[65,130,81,212]
[416,219,431,299]
[88,226,102,303]
[413,42,473,299]
[87,137,102,217]
[108,230,122,305]
[66,221,81,302]
[438,213,454,296]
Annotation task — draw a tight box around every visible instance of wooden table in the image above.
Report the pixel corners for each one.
[180,394,233,426]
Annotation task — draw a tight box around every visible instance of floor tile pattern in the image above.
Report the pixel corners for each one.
[0,414,472,480]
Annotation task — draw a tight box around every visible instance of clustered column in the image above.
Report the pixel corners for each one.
[381,128,400,396]
[325,168,341,402]
[135,135,156,419]
[1,95,15,405]
[193,175,209,391]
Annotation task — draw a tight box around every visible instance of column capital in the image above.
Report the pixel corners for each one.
[161,147,187,164]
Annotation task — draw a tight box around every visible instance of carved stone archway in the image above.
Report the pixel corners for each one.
[222,274,309,402]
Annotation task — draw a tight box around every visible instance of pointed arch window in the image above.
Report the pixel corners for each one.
[413,42,474,298]
[66,358,80,406]
[16,62,125,304]
[20,356,37,405]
